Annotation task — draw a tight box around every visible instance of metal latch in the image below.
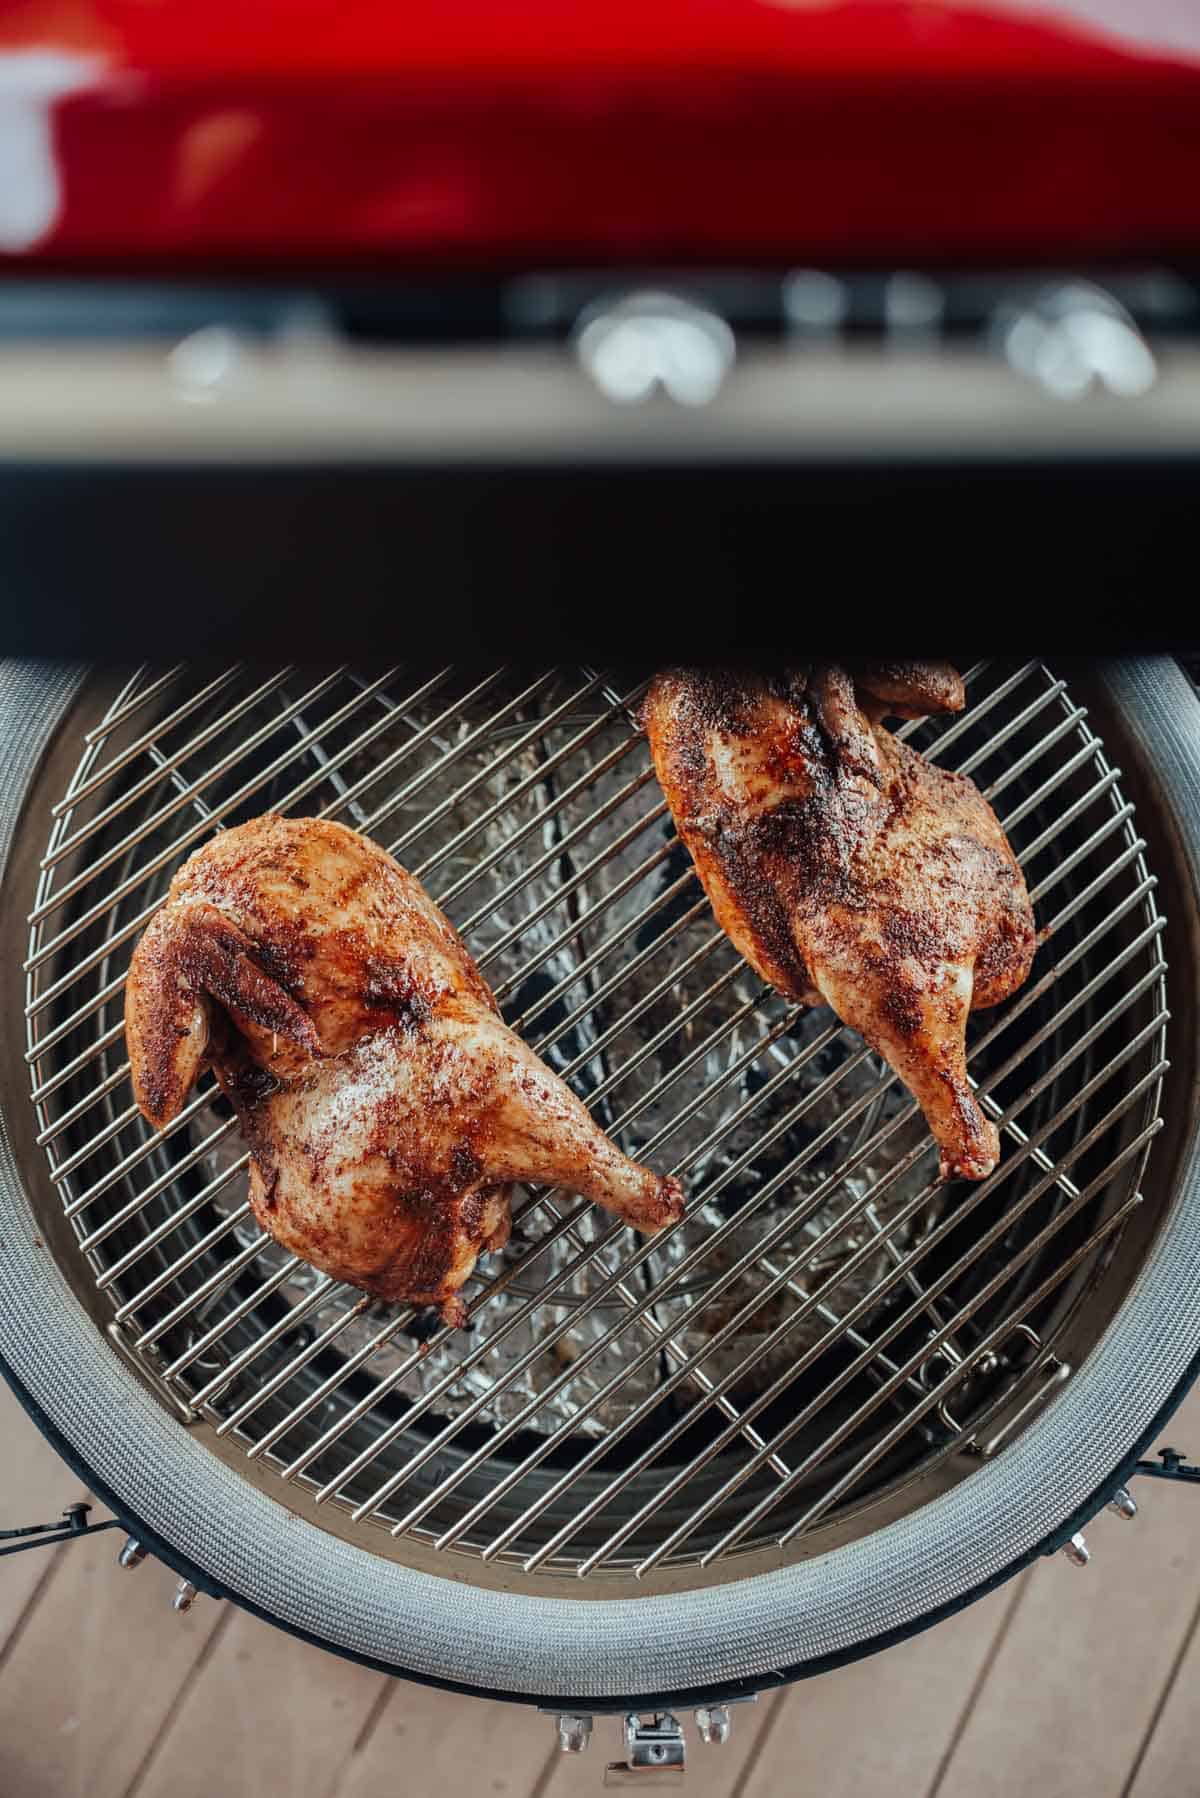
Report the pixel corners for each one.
[542,1694,757,1779]
[1133,1445,1200,1486]
[603,1714,686,1787]
[0,1503,122,1559]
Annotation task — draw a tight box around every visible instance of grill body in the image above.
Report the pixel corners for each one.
[5,1,1200,265]
[2,6,1199,1705]
[1,656,1198,1705]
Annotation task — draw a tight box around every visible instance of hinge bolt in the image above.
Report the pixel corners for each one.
[117,1536,147,1568]
[1063,1532,1090,1566]
[172,1579,198,1613]
[1107,1487,1138,1521]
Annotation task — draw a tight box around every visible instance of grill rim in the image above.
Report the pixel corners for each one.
[22,659,1167,1572]
[0,655,1198,1705]
[5,1322,1197,1715]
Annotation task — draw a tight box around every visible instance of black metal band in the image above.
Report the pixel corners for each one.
[4,1337,1197,1712]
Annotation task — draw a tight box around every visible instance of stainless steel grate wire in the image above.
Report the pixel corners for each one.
[25,662,1166,1579]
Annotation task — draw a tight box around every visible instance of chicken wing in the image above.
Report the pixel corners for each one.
[126,815,683,1322]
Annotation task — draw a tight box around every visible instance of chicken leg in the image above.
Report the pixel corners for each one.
[126,815,683,1322]
[643,663,1036,1181]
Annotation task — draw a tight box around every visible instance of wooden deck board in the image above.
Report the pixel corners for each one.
[5,1374,1200,1797]
[1124,1597,1200,1797]
[740,1580,1026,1798]
[0,1507,226,1798]
[931,1381,1200,1798]
[130,1607,391,1798]
[330,1682,555,1798]
[0,1381,90,1660]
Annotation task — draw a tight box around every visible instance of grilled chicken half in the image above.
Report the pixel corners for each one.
[125,815,682,1322]
[643,663,1036,1181]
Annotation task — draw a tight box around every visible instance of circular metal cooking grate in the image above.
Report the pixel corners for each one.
[23,661,1167,1583]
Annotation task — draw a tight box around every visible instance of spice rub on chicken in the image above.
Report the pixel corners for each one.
[643,662,1036,1181]
[125,815,683,1324]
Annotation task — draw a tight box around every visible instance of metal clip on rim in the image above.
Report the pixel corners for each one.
[0,1502,122,1559]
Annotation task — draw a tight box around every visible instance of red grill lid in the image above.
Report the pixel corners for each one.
[2,1,1200,267]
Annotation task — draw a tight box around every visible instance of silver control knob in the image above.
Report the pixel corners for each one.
[168,325,247,401]
[575,292,734,407]
[998,281,1156,400]
[783,269,847,340]
[1062,1531,1090,1566]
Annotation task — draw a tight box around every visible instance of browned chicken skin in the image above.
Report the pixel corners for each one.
[125,816,683,1323]
[643,663,1036,1181]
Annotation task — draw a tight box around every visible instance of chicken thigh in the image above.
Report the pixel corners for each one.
[126,816,682,1322]
[643,664,1036,1181]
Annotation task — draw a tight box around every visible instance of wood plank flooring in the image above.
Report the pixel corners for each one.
[4,1379,1199,1798]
